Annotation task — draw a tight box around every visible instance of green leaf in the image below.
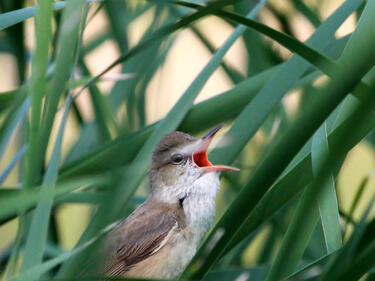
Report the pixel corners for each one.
[292,0,321,27]
[284,251,339,281]
[0,177,105,221]
[265,186,320,281]
[0,87,24,111]
[55,191,104,204]
[9,222,113,281]
[36,0,87,186]
[344,176,368,235]
[208,0,367,258]
[20,2,90,276]
[320,195,375,281]
[0,98,29,160]
[0,145,27,184]
[341,238,375,281]
[172,1,374,110]
[77,59,116,140]
[21,94,73,276]
[313,123,342,253]
[0,1,104,31]
[186,0,368,166]
[204,266,269,281]
[182,0,375,277]
[221,86,375,259]
[71,0,239,108]
[0,2,65,31]
[23,0,53,189]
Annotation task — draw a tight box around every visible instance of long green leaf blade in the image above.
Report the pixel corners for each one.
[207,0,366,166]
[0,145,27,185]
[266,186,320,281]
[313,123,342,253]
[182,0,375,277]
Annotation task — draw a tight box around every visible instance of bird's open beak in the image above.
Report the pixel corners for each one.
[192,124,240,173]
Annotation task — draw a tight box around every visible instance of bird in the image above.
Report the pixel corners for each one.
[94,124,239,279]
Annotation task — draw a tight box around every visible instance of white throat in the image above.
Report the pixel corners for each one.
[150,172,221,279]
[182,172,220,243]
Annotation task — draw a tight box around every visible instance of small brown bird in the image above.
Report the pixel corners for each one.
[97,125,239,279]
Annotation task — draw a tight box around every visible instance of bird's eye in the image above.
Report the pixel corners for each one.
[171,153,184,164]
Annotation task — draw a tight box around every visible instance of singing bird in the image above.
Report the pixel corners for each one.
[97,125,239,279]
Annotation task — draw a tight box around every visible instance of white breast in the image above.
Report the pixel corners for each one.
[159,173,220,279]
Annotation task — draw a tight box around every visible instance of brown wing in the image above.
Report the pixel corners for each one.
[102,199,183,276]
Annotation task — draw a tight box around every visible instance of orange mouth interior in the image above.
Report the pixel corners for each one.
[193,151,212,167]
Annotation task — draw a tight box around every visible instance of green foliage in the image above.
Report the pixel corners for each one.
[0,0,375,280]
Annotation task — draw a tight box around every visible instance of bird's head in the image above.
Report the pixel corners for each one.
[149,125,239,203]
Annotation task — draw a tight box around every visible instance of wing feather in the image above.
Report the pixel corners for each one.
[102,200,183,276]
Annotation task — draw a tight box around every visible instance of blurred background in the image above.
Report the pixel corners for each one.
[0,0,374,278]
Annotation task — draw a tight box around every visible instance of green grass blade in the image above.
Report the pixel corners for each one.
[0,145,27,184]
[190,0,368,261]
[206,0,365,166]
[0,2,66,31]
[12,1,53,277]
[0,98,29,160]
[310,10,375,278]
[9,223,114,281]
[222,87,375,257]
[82,30,112,54]
[344,176,368,236]
[0,177,105,221]
[292,0,321,27]
[265,186,320,281]
[0,6,41,31]
[77,59,116,140]
[21,3,89,275]
[171,5,244,83]
[172,1,369,97]
[341,238,375,281]
[104,0,129,53]
[23,0,53,188]
[313,123,342,253]
[55,191,104,205]
[0,86,25,112]
[20,95,72,276]
[0,1,104,31]
[284,250,339,280]
[71,0,238,103]
[265,124,340,281]
[37,0,87,180]
[0,190,104,209]
[320,195,375,281]
[181,2,375,277]
[204,266,269,281]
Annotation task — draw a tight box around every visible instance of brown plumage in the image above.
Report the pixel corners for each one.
[101,198,186,277]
